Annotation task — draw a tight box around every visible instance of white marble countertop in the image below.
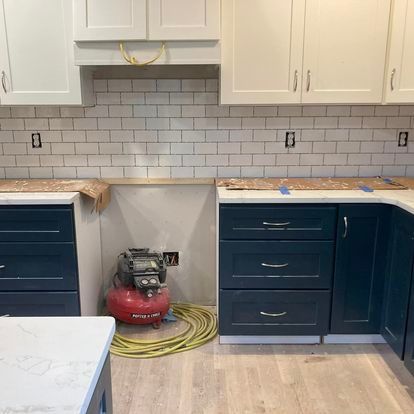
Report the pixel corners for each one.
[0,317,115,414]
[0,192,79,205]
[217,187,414,215]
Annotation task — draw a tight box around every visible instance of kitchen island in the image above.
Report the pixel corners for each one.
[0,316,115,414]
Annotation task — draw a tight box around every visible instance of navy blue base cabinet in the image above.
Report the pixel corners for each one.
[219,204,336,337]
[330,204,390,334]
[0,205,80,317]
[382,208,414,358]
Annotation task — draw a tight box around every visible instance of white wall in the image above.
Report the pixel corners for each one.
[100,184,216,304]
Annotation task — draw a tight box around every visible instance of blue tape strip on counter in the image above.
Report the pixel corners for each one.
[279,186,290,195]
[359,185,374,193]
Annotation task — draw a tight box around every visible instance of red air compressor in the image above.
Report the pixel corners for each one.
[107,248,170,327]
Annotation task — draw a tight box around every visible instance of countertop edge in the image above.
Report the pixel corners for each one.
[0,192,80,205]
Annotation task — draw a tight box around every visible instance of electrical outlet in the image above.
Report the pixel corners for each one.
[398,131,409,147]
[31,133,42,148]
[285,131,296,148]
[163,252,179,266]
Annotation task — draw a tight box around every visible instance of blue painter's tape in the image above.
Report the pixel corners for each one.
[382,177,392,184]
[359,185,374,193]
[279,186,290,195]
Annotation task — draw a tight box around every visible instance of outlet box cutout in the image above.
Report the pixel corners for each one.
[163,252,179,266]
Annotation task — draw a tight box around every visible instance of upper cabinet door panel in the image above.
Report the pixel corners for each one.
[0,0,82,105]
[74,0,146,41]
[386,0,414,103]
[148,0,220,40]
[221,0,306,105]
[302,0,391,104]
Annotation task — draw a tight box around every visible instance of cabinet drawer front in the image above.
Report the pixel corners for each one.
[0,207,74,242]
[0,243,78,291]
[220,205,336,240]
[219,290,330,336]
[220,241,334,289]
[0,292,80,317]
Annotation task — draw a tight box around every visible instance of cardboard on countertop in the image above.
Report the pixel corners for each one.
[0,179,111,212]
[216,177,409,191]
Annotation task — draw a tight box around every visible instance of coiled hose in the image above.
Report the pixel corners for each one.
[110,303,217,359]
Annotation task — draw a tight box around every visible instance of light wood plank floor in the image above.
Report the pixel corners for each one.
[111,321,414,414]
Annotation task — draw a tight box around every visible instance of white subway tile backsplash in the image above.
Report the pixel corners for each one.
[124,166,149,177]
[159,155,183,167]
[145,93,169,105]
[182,79,205,92]
[158,105,181,118]
[132,80,156,92]
[156,79,181,92]
[12,107,35,118]
[0,77,412,179]
[121,93,145,105]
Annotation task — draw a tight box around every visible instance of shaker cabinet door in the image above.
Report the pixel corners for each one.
[385,0,414,103]
[331,205,390,334]
[221,0,305,104]
[382,209,414,358]
[301,0,391,103]
[74,0,147,41]
[148,0,220,40]
[0,0,83,105]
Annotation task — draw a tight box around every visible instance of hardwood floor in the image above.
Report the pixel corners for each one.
[111,321,414,414]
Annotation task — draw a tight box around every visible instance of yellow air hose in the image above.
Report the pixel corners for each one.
[110,303,217,359]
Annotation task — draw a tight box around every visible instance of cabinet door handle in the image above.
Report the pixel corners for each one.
[263,221,290,226]
[306,70,311,92]
[1,71,7,93]
[342,216,348,238]
[293,70,298,92]
[261,262,289,268]
[0,265,5,269]
[260,311,287,317]
[390,68,396,91]
[119,42,165,66]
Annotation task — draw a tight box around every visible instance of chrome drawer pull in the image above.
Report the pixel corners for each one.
[342,216,348,238]
[0,265,5,269]
[262,221,290,226]
[261,262,289,268]
[260,311,287,317]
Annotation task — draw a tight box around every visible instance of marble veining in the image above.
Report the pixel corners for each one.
[0,317,115,414]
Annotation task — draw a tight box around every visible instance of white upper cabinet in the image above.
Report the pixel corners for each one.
[221,0,306,105]
[74,0,147,41]
[385,0,414,103]
[148,0,220,40]
[0,0,87,105]
[302,0,391,104]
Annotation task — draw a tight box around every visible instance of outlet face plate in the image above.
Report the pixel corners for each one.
[31,133,42,148]
[398,131,409,147]
[285,131,295,148]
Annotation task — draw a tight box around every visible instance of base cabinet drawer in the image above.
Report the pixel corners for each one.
[0,292,80,316]
[220,205,337,240]
[219,290,330,336]
[0,207,75,242]
[220,240,334,289]
[0,243,78,291]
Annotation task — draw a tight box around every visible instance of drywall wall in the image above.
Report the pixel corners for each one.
[100,184,216,304]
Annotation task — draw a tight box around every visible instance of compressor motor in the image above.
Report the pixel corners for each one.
[107,248,170,327]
